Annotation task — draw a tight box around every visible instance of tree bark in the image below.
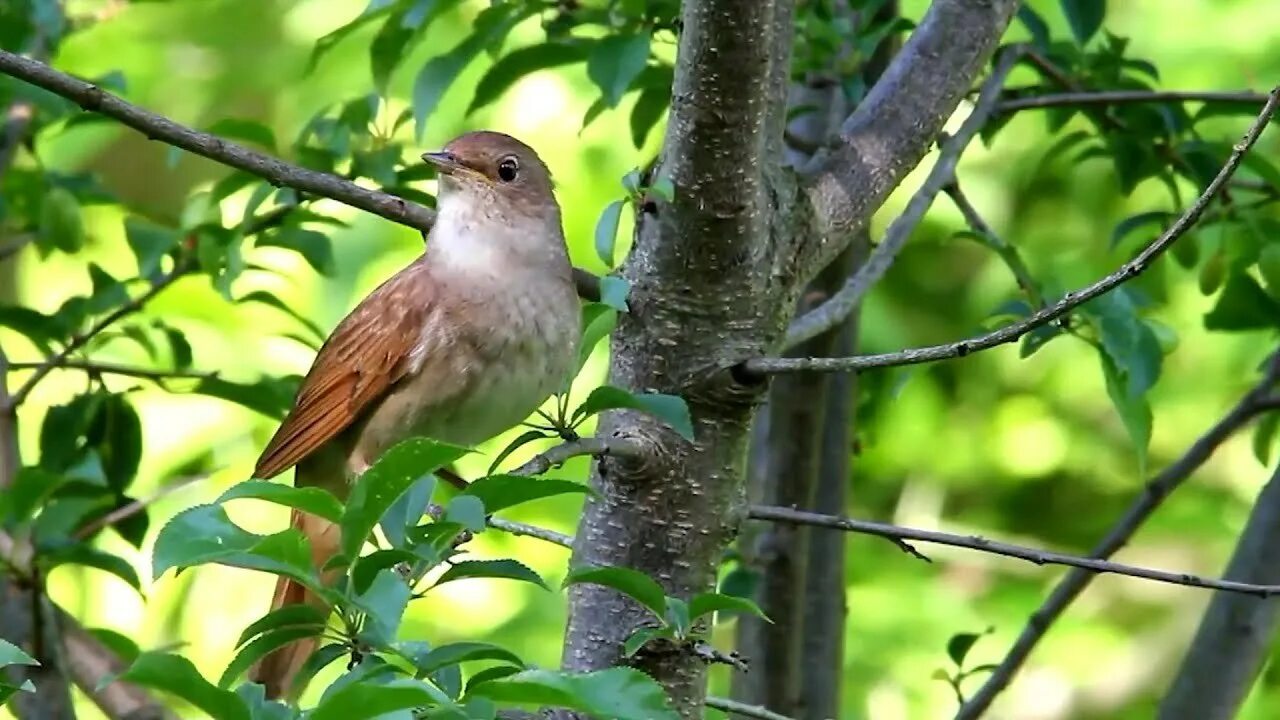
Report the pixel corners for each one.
[1157,462,1280,720]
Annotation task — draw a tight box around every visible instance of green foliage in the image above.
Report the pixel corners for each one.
[0,638,38,705]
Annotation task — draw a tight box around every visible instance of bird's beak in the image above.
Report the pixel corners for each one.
[422,151,469,178]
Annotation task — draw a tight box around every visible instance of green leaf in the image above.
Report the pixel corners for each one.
[43,545,141,592]
[461,475,591,515]
[663,597,690,637]
[218,481,344,524]
[586,33,651,107]
[124,217,180,278]
[594,199,626,268]
[598,276,630,312]
[87,628,140,665]
[1060,0,1105,46]
[152,505,322,595]
[687,592,769,624]
[629,85,668,149]
[352,549,420,595]
[469,42,590,114]
[412,4,523,138]
[1242,152,1280,193]
[465,668,678,720]
[1254,411,1280,466]
[1109,211,1169,249]
[1083,290,1163,399]
[1016,5,1051,49]
[207,118,277,151]
[1,466,65,525]
[946,632,984,666]
[1259,245,1280,298]
[306,1,400,74]
[193,376,299,420]
[444,495,485,532]
[486,430,552,475]
[397,641,524,677]
[353,570,412,647]
[648,177,675,203]
[432,559,547,591]
[342,438,470,561]
[380,475,436,548]
[577,303,618,373]
[39,186,84,253]
[257,228,336,276]
[1100,352,1152,472]
[622,627,662,657]
[0,639,37,668]
[290,643,348,699]
[563,565,667,622]
[236,603,328,648]
[237,290,327,344]
[310,678,453,720]
[219,626,318,689]
[113,652,250,720]
[1204,273,1280,331]
[570,386,694,440]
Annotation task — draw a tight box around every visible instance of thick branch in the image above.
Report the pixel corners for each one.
[0,51,435,232]
[956,352,1280,719]
[799,0,1018,275]
[746,85,1280,375]
[748,502,1280,596]
[997,88,1270,114]
[786,45,1022,347]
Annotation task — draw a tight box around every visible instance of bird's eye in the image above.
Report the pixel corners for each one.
[497,156,519,183]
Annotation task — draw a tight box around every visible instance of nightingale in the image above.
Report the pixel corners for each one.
[245,131,580,699]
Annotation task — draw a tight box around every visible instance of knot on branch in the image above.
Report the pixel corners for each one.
[630,635,750,674]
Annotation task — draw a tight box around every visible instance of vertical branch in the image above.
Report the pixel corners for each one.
[1156,462,1280,720]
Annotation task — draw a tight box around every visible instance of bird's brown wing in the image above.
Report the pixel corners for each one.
[253,262,436,480]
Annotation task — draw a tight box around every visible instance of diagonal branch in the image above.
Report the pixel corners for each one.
[955,351,1280,719]
[748,487,1280,597]
[786,44,1022,347]
[798,0,1019,279]
[745,85,1280,376]
[997,88,1270,115]
[6,359,218,382]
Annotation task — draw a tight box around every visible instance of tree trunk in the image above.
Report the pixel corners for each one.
[1157,462,1280,720]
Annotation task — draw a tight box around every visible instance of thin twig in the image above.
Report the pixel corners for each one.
[6,360,217,382]
[7,259,192,408]
[748,498,1280,596]
[72,475,205,541]
[997,89,1270,115]
[746,85,1280,375]
[784,46,1023,349]
[944,181,1044,309]
[705,696,796,720]
[955,351,1280,719]
[509,436,644,477]
[485,517,573,548]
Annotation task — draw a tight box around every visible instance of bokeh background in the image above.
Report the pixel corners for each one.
[4,0,1280,718]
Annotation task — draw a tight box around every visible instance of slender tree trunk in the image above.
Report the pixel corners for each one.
[1157,462,1280,720]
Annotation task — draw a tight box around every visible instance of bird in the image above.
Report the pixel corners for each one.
[246,130,581,699]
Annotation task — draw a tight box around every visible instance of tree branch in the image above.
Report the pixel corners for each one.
[747,500,1280,596]
[997,88,1271,114]
[705,696,796,720]
[0,50,606,304]
[0,50,435,232]
[786,44,1022,347]
[6,360,218,383]
[798,0,1019,277]
[955,351,1280,719]
[745,85,1280,375]
[6,259,193,408]
[945,180,1044,308]
[509,436,646,478]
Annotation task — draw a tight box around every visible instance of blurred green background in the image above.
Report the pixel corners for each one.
[4,0,1280,718]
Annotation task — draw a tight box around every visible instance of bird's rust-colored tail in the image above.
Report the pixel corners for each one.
[249,509,341,700]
